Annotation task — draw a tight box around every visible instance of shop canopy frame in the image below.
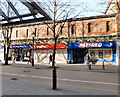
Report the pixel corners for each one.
[0,0,52,26]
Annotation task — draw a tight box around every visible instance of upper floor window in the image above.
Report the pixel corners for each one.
[26,29,29,37]
[106,21,110,32]
[47,27,49,36]
[71,24,75,35]
[60,25,63,35]
[34,28,37,37]
[16,30,18,38]
[88,23,92,33]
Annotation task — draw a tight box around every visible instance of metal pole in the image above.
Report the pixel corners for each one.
[32,36,34,66]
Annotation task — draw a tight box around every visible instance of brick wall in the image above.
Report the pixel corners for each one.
[11,15,118,42]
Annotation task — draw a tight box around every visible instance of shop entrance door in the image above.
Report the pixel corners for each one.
[73,48,86,63]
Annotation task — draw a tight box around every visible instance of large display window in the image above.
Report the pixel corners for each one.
[89,49,112,60]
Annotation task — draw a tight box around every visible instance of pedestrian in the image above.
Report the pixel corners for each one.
[49,54,53,64]
[19,53,23,61]
[27,55,31,64]
[12,53,16,63]
[86,54,91,70]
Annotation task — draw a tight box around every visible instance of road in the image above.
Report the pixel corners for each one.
[1,64,119,95]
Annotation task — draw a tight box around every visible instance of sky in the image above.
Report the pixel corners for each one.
[39,0,110,19]
[0,0,110,21]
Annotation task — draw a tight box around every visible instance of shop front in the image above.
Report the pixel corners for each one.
[67,41,117,64]
[10,44,31,61]
[34,43,67,63]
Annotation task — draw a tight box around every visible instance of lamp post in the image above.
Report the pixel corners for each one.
[32,33,35,66]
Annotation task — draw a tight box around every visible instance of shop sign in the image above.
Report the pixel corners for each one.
[0,45,4,49]
[10,44,31,49]
[79,43,102,48]
[35,43,66,49]
[67,41,115,49]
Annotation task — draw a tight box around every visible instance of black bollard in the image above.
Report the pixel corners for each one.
[102,61,105,70]
[89,64,91,70]
[53,66,57,90]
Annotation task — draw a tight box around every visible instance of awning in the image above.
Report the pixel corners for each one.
[10,44,31,49]
[35,43,66,49]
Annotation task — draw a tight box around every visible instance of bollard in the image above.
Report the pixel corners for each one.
[89,63,91,70]
[53,66,57,90]
[102,61,105,70]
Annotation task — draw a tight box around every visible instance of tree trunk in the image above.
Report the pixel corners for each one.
[4,45,9,65]
[52,38,57,67]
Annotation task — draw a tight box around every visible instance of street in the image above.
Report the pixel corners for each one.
[1,63,119,95]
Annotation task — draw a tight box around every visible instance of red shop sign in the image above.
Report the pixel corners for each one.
[35,43,66,49]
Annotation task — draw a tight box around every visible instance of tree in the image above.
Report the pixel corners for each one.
[41,0,89,67]
[40,0,90,89]
[0,1,15,65]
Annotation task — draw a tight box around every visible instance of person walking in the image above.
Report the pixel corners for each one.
[27,55,31,64]
[12,53,16,63]
[86,54,91,70]
[49,54,53,64]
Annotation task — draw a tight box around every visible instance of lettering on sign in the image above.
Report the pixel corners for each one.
[79,43,102,48]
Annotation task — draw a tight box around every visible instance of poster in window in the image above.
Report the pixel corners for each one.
[98,51,103,58]
[104,50,111,59]
[90,50,95,58]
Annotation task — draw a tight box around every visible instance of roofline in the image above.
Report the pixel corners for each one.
[10,14,116,28]
[105,0,113,14]
[63,14,116,22]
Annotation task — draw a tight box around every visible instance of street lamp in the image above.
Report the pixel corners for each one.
[32,33,35,66]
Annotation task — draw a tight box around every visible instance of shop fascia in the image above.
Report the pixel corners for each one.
[68,41,115,49]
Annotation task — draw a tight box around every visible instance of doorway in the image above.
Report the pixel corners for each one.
[73,48,87,63]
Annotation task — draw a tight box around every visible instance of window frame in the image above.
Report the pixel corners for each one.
[16,30,18,38]
[26,29,29,37]
[88,23,92,33]
[106,21,110,32]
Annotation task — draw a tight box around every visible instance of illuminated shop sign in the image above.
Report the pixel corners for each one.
[35,43,66,49]
[0,45,4,49]
[10,44,31,49]
[67,41,116,49]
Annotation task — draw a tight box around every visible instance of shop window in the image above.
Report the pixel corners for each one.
[104,50,111,59]
[90,50,95,58]
[26,29,29,37]
[88,23,92,33]
[16,30,18,38]
[106,21,110,32]
[98,50,103,59]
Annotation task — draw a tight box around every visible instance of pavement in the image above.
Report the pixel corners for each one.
[1,61,119,73]
[1,61,119,96]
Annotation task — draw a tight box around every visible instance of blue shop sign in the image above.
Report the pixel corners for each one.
[0,45,4,49]
[10,44,31,49]
[68,41,116,48]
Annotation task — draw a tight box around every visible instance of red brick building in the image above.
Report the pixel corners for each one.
[1,0,119,64]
